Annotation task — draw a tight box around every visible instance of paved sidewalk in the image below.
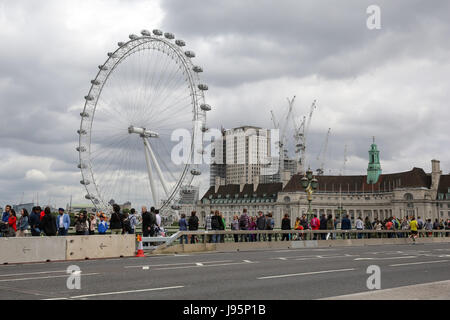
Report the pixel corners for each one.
[322,280,450,300]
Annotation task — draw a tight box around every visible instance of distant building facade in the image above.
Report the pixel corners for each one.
[194,141,450,228]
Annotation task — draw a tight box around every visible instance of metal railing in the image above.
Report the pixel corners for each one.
[140,229,450,250]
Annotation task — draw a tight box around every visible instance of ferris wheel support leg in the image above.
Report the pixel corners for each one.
[143,137,170,198]
[143,138,158,207]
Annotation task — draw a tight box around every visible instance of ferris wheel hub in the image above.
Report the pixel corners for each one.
[128,125,159,138]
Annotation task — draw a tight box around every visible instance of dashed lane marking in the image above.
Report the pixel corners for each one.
[257,268,356,280]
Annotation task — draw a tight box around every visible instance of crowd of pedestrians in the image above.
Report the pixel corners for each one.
[0,203,146,237]
[178,209,450,243]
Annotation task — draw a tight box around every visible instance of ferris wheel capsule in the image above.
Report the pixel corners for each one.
[80,180,90,186]
[164,32,175,40]
[117,42,125,47]
[185,51,195,58]
[141,30,151,37]
[200,104,211,111]
[107,52,117,58]
[98,65,108,71]
[80,112,89,118]
[91,80,101,85]
[76,146,86,152]
[84,95,94,101]
[175,39,185,47]
[152,29,163,36]
[129,34,139,40]
[193,66,203,73]
[198,84,208,91]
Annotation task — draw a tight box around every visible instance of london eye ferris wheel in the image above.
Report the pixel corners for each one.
[77,29,211,216]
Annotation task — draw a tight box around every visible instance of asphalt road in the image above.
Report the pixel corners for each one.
[0,243,449,300]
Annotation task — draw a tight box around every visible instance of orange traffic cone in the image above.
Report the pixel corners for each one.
[136,234,145,257]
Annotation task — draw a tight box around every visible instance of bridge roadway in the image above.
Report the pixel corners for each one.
[0,243,449,300]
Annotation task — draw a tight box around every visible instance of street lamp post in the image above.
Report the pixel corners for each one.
[301,168,318,221]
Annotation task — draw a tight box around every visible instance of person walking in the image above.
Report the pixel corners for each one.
[319,214,328,240]
[179,213,188,244]
[326,214,335,240]
[74,212,87,235]
[265,213,274,242]
[409,216,418,243]
[121,212,133,234]
[231,215,240,243]
[294,217,303,240]
[188,211,199,244]
[364,216,373,239]
[17,208,29,237]
[281,214,291,241]
[239,209,250,242]
[310,214,320,240]
[56,208,70,236]
[248,216,257,242]
[40,207,57,236]
[128,208,137,234]
[110,204,123,235]
[141,206,151,239]
[6,209,17,237]
[424,218,433,237]
[341,214,352,239]
[256,211,266,241]
[2,205,11,223]
[88,214,97,235]
[29,207,41,236]
[355,216,364,239]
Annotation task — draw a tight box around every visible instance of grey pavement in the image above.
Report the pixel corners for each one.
[0,243,449,300]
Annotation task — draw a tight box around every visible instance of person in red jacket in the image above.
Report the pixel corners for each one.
[310,214,320,240]
[7,209,17,237]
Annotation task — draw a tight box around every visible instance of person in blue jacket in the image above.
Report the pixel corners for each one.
[341,214,352,239]
[56,208,71,236]
[98,214,109,234]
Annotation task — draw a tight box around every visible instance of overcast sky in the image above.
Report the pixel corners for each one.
[0,0,449,208]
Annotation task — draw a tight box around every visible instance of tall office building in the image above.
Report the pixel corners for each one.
[210,126,272,186]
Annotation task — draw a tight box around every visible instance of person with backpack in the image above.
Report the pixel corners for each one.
[310,214,320,240]
[110,204,123,235]
[40,207,57,237]
[239,209,250,242]
[188,211,199,244]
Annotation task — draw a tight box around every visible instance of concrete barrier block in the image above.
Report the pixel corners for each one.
[0,237,66,264]
[65,235,135,260]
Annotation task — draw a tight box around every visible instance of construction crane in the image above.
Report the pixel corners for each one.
[270,96,296,176]
[316,128,331,176]
[292,100,317,174]
[341,144,348,176]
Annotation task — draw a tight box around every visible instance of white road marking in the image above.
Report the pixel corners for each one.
[0,270,66,277]
[257,268,356,280]
[153,261,259,271]
[0,273,99,282]
[296,255,360,261]
[389,260,450,267]
[354,256,416,261]
[243,260,253,263]
[45,286,185,300]
[196,263,204,266]
[142,266,150,270]
[125,260,233,269]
